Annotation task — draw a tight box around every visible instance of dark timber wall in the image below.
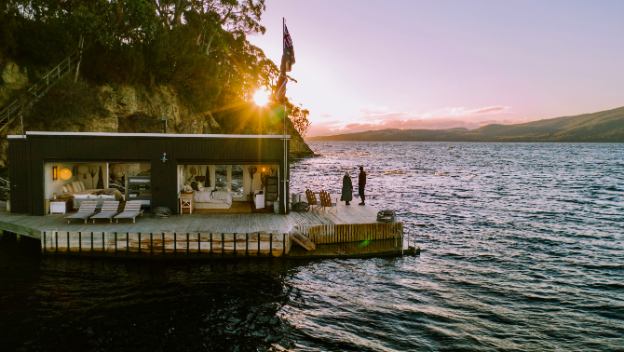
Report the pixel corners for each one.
[8,134,289,216]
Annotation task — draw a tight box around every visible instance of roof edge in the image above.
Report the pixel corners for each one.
[21,131,291,139]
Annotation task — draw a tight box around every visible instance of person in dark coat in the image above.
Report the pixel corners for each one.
[358,166,367,205]
[341,171,353,205]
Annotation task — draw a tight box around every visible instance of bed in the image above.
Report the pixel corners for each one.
[193,189,233,209]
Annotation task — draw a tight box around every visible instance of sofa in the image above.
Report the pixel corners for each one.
[61,180,123,209]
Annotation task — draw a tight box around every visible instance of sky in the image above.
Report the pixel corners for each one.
[248,0,624,137]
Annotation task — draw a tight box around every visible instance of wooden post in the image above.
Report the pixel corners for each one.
[221,233,225,256]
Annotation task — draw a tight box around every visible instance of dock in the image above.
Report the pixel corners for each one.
[0,203,405,259]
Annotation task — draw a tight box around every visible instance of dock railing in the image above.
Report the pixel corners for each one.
[293,222,403,245]
[41,231,290,258]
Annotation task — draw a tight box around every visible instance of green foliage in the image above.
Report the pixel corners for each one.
[26,77,107,131]
[1,0,298,119]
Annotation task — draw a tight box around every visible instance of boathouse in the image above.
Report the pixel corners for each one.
[8,131,290,216]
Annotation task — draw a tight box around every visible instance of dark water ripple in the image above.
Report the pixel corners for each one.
[284,142,624,351]
[1,142,623,351]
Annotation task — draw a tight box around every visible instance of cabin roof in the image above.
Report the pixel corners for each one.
[7,131,291,139]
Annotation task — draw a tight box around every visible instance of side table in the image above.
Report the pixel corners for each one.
[49,199,72,214]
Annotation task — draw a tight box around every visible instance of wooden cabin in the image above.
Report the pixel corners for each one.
[7,131,290,216]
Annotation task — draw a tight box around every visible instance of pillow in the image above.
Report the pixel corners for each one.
[71,181,81,192]
[66,183,75,193]
[62,185,69,194]
[78,181,86,191]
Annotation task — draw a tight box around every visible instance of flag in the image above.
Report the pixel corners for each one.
[275,73,288,103]
[281,24,295,73]
[275,21,295,103]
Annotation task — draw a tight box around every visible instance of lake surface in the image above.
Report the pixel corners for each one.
[1,142,623,351]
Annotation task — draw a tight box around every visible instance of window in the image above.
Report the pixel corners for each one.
[215,165,228,190]
[231,165,244,198]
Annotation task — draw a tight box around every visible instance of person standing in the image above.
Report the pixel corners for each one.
[358,166,367,205]
[341,171,353,205]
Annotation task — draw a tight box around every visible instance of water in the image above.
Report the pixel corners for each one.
[1,142,623,351]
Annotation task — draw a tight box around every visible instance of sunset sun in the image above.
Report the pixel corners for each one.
[252,88,270,106]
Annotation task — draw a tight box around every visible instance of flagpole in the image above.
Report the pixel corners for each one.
[282,17,288,215]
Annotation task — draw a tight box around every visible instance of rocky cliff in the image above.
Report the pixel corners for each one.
[0,60,313,168]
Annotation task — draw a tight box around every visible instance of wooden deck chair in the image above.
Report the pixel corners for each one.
[319,190,336,213]
[65,200,98,224]
[89,201,120,223]
[113,200,143,224]
[305,189,318,212]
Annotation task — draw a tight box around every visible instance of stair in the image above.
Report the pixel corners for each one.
[0,42,83,134]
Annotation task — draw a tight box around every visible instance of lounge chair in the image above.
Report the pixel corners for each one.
[65,200,98,224]
[319,190,336,212]
[113,200,143,223]
[305,189,318,212]
[89,201,120,223]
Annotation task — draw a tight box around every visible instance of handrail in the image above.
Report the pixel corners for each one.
[0,50,82,134]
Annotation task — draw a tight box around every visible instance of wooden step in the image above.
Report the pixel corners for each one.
[290,232,316,251]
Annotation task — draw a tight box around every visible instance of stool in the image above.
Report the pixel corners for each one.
[179,193,193,214]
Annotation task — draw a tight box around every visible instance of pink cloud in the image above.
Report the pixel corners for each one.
[306,105,515,137]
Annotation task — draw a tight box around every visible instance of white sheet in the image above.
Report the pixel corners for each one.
[193,190,232,205]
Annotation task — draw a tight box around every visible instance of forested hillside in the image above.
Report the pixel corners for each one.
[0,0,313,168]
[310,107,624,142]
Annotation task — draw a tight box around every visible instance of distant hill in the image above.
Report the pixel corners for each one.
[309,106,624,142]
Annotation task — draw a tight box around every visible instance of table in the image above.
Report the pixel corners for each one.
[49,199,72,214]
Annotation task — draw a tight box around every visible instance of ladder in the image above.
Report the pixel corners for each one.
[0,38,84,134]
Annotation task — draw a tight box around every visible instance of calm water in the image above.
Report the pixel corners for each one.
[1,142,623,351]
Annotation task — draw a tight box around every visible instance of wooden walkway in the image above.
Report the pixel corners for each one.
[0,202,381,239]
[0,203,405,258]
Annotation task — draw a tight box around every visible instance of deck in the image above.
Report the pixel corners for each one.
[0,203,405,258]
[0,202,380,238]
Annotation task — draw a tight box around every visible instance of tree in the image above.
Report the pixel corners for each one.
[289,105,311,137]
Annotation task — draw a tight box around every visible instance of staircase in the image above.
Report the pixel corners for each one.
[0,41,84,135]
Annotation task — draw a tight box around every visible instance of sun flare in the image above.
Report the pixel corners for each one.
[252,88,270,106]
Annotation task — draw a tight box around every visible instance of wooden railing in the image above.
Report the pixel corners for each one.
[41,230,290,257]
[0,48,82,134]
[293,222,403,245]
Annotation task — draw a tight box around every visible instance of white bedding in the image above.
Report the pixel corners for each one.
[193,190,232,206]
